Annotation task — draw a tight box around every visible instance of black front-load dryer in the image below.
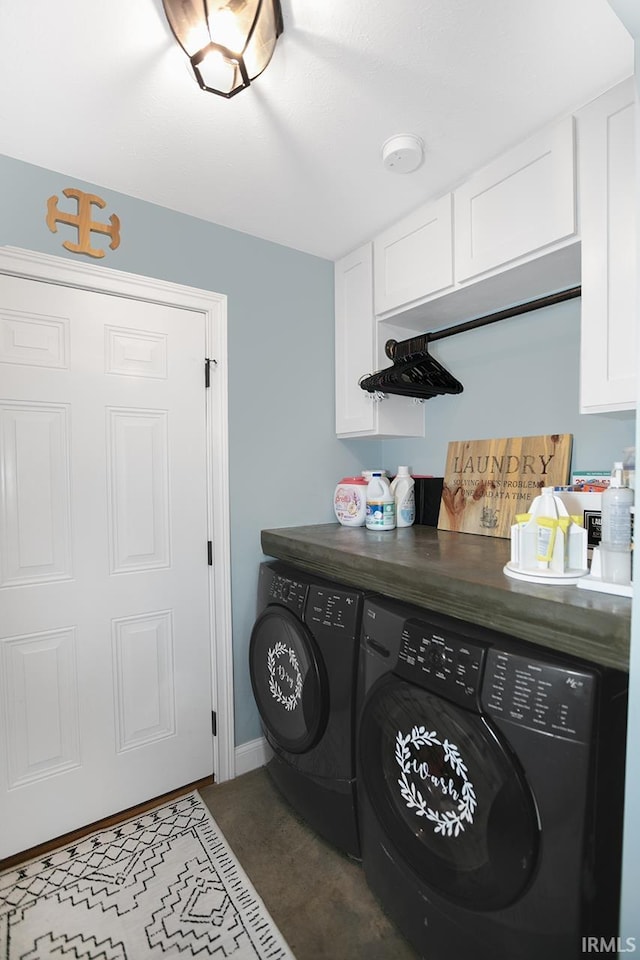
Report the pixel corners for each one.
[249,560,367,858]
[357,596,628,960]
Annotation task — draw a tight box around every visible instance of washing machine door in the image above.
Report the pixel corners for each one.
[249,605,328,754]
[359,676,539,910]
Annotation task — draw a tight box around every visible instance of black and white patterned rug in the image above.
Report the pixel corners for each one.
[0,791,296,959]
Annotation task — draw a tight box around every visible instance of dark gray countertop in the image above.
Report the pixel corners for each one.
[261,523,631,672]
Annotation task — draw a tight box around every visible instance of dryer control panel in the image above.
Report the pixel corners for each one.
[482,649,595,742]
[395,618,486,708]
[262,565,362,639]
[266,572,307,616]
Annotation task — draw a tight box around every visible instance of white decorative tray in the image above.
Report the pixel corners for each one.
[503,562,589,586]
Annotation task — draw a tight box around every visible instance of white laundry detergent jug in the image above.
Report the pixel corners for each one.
[366,473,396,530]
[390,467,415,527]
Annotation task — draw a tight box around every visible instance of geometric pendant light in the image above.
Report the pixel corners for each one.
[162,0,284,99]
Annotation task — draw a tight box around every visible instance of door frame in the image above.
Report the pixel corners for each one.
[0,245,235,783]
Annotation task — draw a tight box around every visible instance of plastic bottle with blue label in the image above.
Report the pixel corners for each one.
[390,466,415,527]
[600,461,634,585]
[366,472,396,530]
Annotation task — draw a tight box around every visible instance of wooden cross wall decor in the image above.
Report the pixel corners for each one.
[46,187,121,259]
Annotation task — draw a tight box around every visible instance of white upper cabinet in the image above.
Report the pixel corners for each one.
[454,117,577,282]
[335,243,425,439]
[578,78,637,414]
[335,244,375,436]
[373,194,454,316]
[365,116,579,335]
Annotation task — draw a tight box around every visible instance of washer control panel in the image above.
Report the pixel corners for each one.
[266,573,307,616]
[482,649,595,742]
[395,618,486,708]
[306,587,360,635]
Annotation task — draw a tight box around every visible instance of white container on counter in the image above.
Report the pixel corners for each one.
[505,486,588,584]
[366,473,396,530]
[334,477,367,526]
[600,462,634,585]
[390,466,415,527]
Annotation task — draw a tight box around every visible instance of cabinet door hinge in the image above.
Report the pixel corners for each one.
[207,541,213,566]
[211,711,217,737]
[205,357,217,388]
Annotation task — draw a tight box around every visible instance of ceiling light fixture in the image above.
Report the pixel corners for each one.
[162,0,283,99]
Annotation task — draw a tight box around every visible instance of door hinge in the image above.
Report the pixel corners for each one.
[207,540,213,566]
[205,357,217,388]
[211,711,217,737]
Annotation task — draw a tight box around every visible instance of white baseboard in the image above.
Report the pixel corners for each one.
[234,737,273,777]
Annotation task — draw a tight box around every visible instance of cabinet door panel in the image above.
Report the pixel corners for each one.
[579,79,637,413]
[335,244,375,435]
[455,117,576,282]
[334,246,425,439]
[374,194,453,315]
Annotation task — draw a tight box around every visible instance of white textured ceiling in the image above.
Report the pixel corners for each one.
[0,1,633,260]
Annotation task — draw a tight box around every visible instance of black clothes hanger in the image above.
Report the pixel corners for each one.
[359,347,463,400]
[359,286,581,401]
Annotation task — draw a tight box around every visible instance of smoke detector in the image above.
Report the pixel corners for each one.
[382,134,424,174]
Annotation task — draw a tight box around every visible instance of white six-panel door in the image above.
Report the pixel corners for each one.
[0,271,216,858]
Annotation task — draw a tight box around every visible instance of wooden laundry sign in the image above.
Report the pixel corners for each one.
[437,433,572,539]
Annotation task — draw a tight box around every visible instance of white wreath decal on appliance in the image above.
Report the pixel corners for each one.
[395,726,477,837]
[267,641,303,711]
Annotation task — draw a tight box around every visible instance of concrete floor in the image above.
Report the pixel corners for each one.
[200,767,419,960]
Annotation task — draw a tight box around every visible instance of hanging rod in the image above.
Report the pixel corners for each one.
[385,285,581,361]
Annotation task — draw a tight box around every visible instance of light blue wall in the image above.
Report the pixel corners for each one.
[380,296,635,478]
[0,154,376,747]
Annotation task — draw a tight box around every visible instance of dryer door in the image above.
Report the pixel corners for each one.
[249,605,328,754]
[359,676,539,910]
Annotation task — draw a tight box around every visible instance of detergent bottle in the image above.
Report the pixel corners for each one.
[366,473,396,530]
[390,467,415,527]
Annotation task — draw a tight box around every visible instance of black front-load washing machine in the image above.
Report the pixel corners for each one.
[357,596,628,960]
[249,560,367,858]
